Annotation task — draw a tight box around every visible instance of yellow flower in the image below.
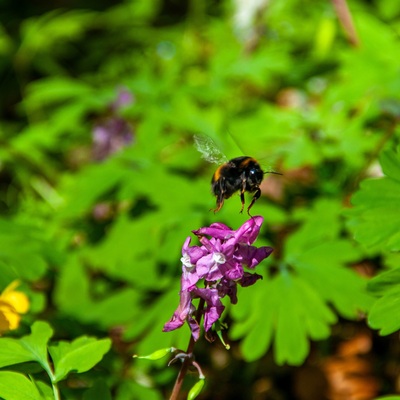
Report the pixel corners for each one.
[0,280,29,334]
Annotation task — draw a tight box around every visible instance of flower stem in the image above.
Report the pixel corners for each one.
[331,0,359,47]
[169,297,205,400]
[51,382,61,400]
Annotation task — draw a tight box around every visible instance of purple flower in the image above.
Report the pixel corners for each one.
[92,87,135,161]
[163,216,273,340]
[111,87,135,111]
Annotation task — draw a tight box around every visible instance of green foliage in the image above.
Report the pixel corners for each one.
[0,371,43,400]
[367,267,400,335]
[347,147,400,338]
[49,336,111,383]
[348,148,400,251]
[376,397,400,400]
[0,321,53,369]
[231,199,372,365]
[0,321,111,400]
[1,0,400,398]
[0,218,56,287]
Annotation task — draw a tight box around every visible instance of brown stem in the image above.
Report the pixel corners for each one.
[169,297,206,400]
[331,0,360,47]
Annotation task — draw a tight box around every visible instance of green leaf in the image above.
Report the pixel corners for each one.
[19,322,53,368]
[289,199,343,247]
[231,271,336,365]
[367,267,400,296]
[0,338,33,368]
[230,279,277,361]
[349,177,400,250]
[0,321,111,388]
[349,151,400,334]
[34,381,53,400]
[291,239,372,317]
[287,199,372,318]
[53,254,91,318]
[347,148,400,251]
[23,76,94,109]
[0,371,43,400]
[57,161,128,220]
[273,272,336,365]
[49,336,111,382]
[375,397,400,400]
[231,199,371,365]
[19,10,95,58]
[368,287,400,335]
[0,321,52,369]
[380,148,400,182]
[0,219,52,284]
[125,282,192,354]
[54,255,143,328]
[274,278,308,365]
[313,15,336,58]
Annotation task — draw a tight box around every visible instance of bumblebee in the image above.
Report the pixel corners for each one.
[194,135,267,216]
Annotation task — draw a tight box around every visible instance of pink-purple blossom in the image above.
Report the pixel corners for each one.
[92,87,135,161]
[163,216,273,340]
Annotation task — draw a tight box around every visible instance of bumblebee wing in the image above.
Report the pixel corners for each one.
[194,134,228,165]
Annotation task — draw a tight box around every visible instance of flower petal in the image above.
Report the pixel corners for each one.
[218,278,238,304]
[196,253,224,281]
[188,316,200,341]
[1,291,29,314]
[0,302,20,332]
[192,288,225,332]
[238,272,263,287]
[232,216,264,245]
[193,222,234,240]
[0,281,29,314]
[182,237,207,263]
[235,244,273,268]
[163,289,193,332]
[181,268,200,291]
[219,260,243,281]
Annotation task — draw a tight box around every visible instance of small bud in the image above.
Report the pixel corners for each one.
[215,321,230,350]
[187,378,205,400]
[133,347,176,360]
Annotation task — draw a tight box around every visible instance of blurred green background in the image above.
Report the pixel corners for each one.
[1,0,400,399]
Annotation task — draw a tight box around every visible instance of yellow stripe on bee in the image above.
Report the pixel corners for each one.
[212,164,225,182]
[240,157,256,167]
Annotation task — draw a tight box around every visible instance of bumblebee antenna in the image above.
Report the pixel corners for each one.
[264,170,283,175]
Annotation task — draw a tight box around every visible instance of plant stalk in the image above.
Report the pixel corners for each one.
[169,297,206,400]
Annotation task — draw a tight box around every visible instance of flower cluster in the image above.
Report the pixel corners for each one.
[92,86,135,161]
[0,280,29,334]
[163,216,273,340]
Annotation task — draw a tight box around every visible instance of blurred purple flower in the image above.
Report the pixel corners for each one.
[92,87,135,161]
[112,87,134,111]
[163,216,273,340]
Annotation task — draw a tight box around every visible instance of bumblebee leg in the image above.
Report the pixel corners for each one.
[211,180,225,213]
[239,175,247,214]
[247,187,261,216]
[212,195,224,213]
[239,190,245,214]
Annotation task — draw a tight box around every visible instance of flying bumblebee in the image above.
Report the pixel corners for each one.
[194,134,274,216]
